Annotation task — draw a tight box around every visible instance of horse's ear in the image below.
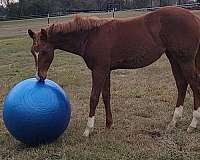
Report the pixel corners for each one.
[41,28,47,42]
[28,29,35,39]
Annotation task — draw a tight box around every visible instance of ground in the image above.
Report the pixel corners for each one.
[1,10,200,160]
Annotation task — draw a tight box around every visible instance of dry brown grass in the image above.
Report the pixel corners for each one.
[1,10,200,160]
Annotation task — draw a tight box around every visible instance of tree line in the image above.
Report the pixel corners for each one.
[0,0,196,18]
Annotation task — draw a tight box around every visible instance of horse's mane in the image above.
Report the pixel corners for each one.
[48,16,112,34]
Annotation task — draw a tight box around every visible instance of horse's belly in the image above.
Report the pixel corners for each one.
[111,49,164,70]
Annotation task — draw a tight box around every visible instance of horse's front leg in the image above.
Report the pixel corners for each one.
[83,70,107,137]
[102,73,113,129]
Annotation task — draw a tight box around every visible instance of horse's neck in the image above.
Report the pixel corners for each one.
[51,30,89,57]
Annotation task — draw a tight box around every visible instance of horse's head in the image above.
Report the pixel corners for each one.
[28,29,54,81]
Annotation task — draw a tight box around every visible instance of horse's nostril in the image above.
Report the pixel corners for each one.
[39,75,46,81]
[40,76,46,81]
[36,72,46,81]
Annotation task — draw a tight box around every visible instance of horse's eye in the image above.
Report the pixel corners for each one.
[33,41,38,46]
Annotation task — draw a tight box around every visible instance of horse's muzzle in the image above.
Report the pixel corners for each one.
[35,72,46,81]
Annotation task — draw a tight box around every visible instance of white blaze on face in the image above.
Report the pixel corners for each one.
[34,52,39,80]
[35,72,40,80]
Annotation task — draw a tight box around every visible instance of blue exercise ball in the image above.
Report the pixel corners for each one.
[3,78,71,145]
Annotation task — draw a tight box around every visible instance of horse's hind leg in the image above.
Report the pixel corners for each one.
[178,59,200,133]
[166,54,188,131]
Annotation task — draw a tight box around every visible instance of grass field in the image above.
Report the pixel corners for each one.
[1,10,200,160]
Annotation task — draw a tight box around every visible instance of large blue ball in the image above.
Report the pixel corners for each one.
[3,78,71,145]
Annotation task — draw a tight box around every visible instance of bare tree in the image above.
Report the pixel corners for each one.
[1,0,15,7]
[95,0,108,10]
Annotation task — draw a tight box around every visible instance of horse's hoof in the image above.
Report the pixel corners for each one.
[83,127,94,137]
[166,122,176,133]
[83,129,90,137]
[106,120,113,129]
[187,126,196,133]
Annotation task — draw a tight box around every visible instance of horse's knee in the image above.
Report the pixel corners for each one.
[102,88,110,99]
[102,95,110,106]
[90,92,100,101]
[90,94,100,108]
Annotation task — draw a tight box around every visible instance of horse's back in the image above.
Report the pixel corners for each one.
[86,7,200,70]
[154,7,200,51]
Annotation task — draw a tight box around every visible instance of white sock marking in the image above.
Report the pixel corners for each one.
[189,108,200,129]
[35,52,40,80]
[172,105,183,124]
[83,116,95,137]
[167,106,184,131]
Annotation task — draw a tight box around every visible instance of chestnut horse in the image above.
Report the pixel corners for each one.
[28,6,200,136]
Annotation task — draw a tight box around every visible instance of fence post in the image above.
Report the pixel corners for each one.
[47,13,50,26]
[112,8,115,18]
